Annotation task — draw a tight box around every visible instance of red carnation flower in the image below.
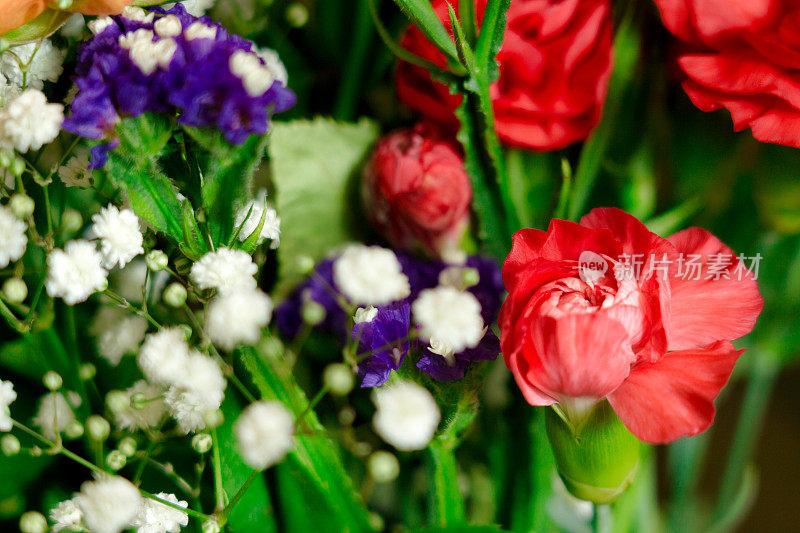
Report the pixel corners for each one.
[396,0,614,151]
[499,208,763,443]
[362,123,471,257]
[653,0,800,148]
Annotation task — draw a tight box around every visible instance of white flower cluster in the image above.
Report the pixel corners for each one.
[372,381,440,451]
[0,40,65,90]
[333,244,410,305]
[206,289,274,350]
[412,286,484,353]
[234,401,294,470]
[91,307,148,366]
[0,204,27,268]
[137,328,226,433]
[58,152,93,188]
[0,88,63,153]
[33,391,78,441]
[46,205,144,305]
[190,248,258,293]
[0,379,16,431]
[109,380,166,432]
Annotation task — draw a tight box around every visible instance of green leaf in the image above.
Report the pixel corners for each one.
[475,0,510,82]
[567,5,641,221]
[103,115,183,241]
[390,0,460,64]
[179,200,208,260]
[239,347,374,531]
[270,118,379,293]
[217,396,278,533]
[0,9,72,43]
[183,128,270,244]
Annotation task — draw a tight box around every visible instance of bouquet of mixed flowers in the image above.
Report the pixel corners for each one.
[0,1,796,532]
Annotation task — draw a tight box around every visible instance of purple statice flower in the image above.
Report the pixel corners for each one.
[417,330,500,382]
[275,259,347,339]
[63,4,295,165]
[353,303,411,387]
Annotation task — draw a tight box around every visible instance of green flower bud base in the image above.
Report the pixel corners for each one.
[545,400,642,504]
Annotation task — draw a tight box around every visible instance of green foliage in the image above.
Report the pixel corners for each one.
[269,117,380,294]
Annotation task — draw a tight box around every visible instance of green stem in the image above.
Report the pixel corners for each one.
[219,470,259,522]
[429,438,464,526]
[592,504,613,533]
[211,427,227,511]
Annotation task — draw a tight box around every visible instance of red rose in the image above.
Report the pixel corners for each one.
[362,122,471,257]
[396,0,614,151]
[499,208,763,443]
[653,0,800,148]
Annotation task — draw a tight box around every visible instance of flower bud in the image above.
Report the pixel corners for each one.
[106,390,129,414]
[9,194,34,219]
[362,122,471,258]
[192,433,213,454]
[301,300,326,326]
[285,3,309,27]
[1,435,20,456]
[545,401,641,504]
[323,363,354,397]
[163,283,187,308]
[43,371,63,391]
[86,415,110,442]
[118,437,137,457]
[202,518,221,533]
[79,362,96,381]
[107,450,127,471]
[61,208,82,234]
[64,420,84,440]
[146,250,169,272]
[203,409,224,429]
[368,450,400,483]
[19,511,47,533]
[2,278,27,303]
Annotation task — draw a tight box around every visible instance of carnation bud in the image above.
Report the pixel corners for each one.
[19,511,47,533]
[42,371,62,391]
[79,362,96,381]
[368,450,400,483]
[2,277,27,303]
[118,437,137,457]
[107,450,127,471]
[323,363,354,397]
[1,435,20,456]
[86,415,110,442]
[163,283,188,308]
[192,433,213,454]
[545,401,642,504]
[362,122,471,258]
[9,194,34,219]
[146,250,169,272]
[61,208,82,234]
[301,300,326,326]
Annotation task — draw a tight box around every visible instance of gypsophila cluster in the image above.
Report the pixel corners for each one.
[0,40,65,89]
[234,401,295,470]
[0,380,16,431]
[46,240,108,305]
[412,286,484,352]
[333,244,410,305]
[372,381,440,451]
[33,392,77,441]
[91,204,145,268]
[0,89,63,153]
[205,289,274,350]
[74,476,142,533]
[190,248,258,293]
[131,493,189,533]
[91,307,148,366]
[0,205,27,268]
[110,380,166,432]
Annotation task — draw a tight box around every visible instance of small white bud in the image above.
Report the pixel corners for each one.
[203,410,224,429]
[146,250,169,271]
[61,208,83,234]
[9,194,34,219]
[1,434,20,456]
[106,390,130,414]
[64,420,84,440]
[10,158,25,177]
[43,371,63,391]
[323,364,354,397]
[163,283,188,308]
[285,3,309,27]
[19,511,47,533]
[301,300,325,326]
[368,450,400,483]
[118,437,137,457]
[2,278,27,303]
[192,433,213,454]
[79,363,96,381]
[295,255,315,275]
[202,518,221,533]
[86,415,110,441]
[107,450,127,470]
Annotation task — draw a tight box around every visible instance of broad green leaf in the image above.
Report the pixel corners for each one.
[183,128,270,244]
[217,396,278,533]
[239,347,374,531]
[270,118,379,293]
[1,10,72,43]
[103,115,183,241]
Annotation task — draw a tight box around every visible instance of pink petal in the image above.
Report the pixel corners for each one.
[666,228,763,350]
[608,341,744,443]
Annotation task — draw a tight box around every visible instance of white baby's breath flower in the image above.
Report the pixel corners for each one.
[0,89,63,152]
[164,352,226,433]
[88,16,114,35]
[0,204,27,268]
[190,248,258,294]
[50,499,83,532]
[137,328,192,387]
[235,401,294,470]
[372,381,440,451]
[46,240,108,305]
[58,152,92,188]
[234,197,280,248]
[33,392,76,441]
[206,289,273,350]
[91,307,148,366]
[92,205,144,268]
[412,286,484,352]
[74,476,142,533]
[111,380,166,432]
[184,21,217,41]
[333,245,410,305]
[0,40,65,89]
[0,380,16,431]
[131,492,188,533]
[229,50,274,97]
